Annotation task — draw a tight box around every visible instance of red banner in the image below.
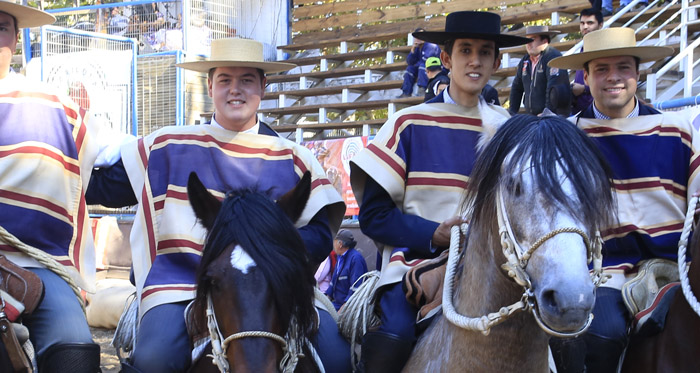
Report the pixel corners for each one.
[304,136,368,216]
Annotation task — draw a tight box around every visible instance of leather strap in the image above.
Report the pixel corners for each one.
[0,312,31,373]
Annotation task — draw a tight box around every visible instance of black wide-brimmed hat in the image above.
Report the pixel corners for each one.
[413,11,532,47]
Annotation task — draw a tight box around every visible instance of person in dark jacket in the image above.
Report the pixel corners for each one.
[423,57,449,101]
[399,28,441,98]
[508,25,571,115]
[325,229,368,311]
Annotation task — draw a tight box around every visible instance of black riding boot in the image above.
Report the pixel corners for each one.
[359,331,413,373]
[120,361,142,373]
[550,336,587,373]
[38,342,101,373]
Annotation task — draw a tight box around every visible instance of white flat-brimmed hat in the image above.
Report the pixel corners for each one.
[175,38,296,74]
[549,27,674,70]
[0,0,55,28]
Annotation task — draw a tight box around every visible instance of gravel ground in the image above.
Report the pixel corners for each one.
[91,327,119,373]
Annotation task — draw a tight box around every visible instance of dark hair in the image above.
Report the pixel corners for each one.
[538,34,551,44]
[580,8,604,25]
[583,56,640,73]
[207,67,265,83]
[0,11,19,34]
[444,39,500,62]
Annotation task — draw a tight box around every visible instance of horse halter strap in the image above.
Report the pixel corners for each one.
[205,294,299,373]
[442,189,604,338]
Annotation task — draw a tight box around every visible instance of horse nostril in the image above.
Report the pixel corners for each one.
[541,289,558,310]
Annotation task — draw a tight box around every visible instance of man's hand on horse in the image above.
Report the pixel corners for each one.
[432,216,469,249]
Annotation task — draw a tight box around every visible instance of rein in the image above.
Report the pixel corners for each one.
[204,293,325,373]
[442,189,603,337]
[676,196,700,317]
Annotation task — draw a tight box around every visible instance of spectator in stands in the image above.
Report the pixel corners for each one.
[86,37,351,373]
[509,25,571,115]
[350,11,531,372]
[315,250,338,293]
[0,2,103,371]
[398,28,441,98]
[548,27,681,373]
[325,229,368,311]
[108,7,129,36]
[423,56,449,101]
[571,8,604,115]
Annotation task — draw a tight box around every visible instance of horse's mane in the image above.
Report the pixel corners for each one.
[464,114,616,232]
[195,188,317,339]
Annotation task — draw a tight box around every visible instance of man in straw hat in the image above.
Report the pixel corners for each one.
[509,25,571,116]
[349,11,530,371]
[548,27,700,372]
[0,1,107,372]
[86,38,350,372]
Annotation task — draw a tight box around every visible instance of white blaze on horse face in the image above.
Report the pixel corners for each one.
[230,245,257,274]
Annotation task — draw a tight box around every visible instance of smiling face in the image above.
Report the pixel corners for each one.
[584,55,639,118]
[441,38,500,108]
[208,66,266,132]
[0,12,18,80]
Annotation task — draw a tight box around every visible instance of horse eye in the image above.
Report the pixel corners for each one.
[514,181,522,196]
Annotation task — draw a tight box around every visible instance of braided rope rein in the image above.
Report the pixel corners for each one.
[0,225,85,312]
[677,196,700,317]
[442,190,601,337]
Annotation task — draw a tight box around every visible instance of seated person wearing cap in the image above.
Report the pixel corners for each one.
[0,3,107,371]
[548,27,698,373]
[350,11,531,372]
[325,229,368,310]
[423,56,449,102]
[86,38,350,373]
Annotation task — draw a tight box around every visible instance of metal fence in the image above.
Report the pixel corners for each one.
[25,26,138,135]
[136,51,184,135]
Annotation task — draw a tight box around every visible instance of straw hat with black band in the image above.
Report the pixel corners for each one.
[176,38,296,74]
[413,11,532,48]
[548,27,674,70]
[0,0,55,29]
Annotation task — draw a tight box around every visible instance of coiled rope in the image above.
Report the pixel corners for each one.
[0,225,85,312]
[677,195,700,317]
[337,270,381,368]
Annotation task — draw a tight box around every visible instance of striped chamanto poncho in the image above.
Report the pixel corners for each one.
[121,125,345,318]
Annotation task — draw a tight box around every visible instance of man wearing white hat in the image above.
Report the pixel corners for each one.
[0,1,103,371]
[548,27,698,372]
[87,37,350,372]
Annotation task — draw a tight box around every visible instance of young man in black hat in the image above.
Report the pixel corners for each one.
[350,11,530,372]
[508,25,571,115]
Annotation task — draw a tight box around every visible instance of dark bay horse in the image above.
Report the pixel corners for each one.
[621,197,700,372]
[186,171,321,372]
[404,115,616,372]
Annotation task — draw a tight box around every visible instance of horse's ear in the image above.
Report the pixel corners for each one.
[187,172,221,230]
[277,171,311,223]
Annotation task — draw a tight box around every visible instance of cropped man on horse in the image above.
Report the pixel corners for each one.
[87,38,350,372]
[549,27,700,372]
[0,1,104,371]
[349,11,531,372]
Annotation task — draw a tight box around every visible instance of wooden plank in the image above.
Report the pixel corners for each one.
[259,96,422,115]
[287,45,412,66]
[271,118,386,132]
[264,79,403,100]
[266,61,406,84]
[293,0,415,20]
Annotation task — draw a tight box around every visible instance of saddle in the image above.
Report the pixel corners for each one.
[621,259,680,336]
[402,250,449,321]
[0,255,44,373]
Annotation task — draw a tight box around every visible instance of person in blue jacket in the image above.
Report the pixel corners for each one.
[325,229,368,311]
[399,28,441,98]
